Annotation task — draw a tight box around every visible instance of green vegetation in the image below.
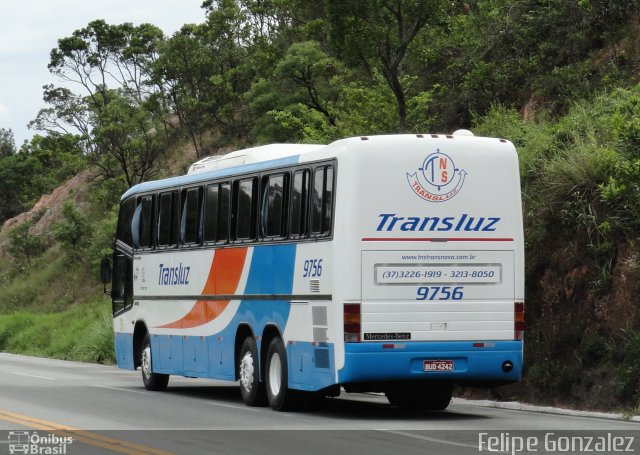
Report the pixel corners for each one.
[3,0,640,410]
[0,297,114,364]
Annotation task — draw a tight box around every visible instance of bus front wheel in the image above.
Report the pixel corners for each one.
[265,337,297,411]
[140,333,169,391]
[238,336,266,406]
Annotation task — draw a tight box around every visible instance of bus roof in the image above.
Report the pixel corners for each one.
[187,144,323,175]
[121,154,303,200]
[121,133,512,201]
[122,143,329,200]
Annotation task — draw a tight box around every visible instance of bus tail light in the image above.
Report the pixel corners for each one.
[515,301,525,340]
[344,303,361,342]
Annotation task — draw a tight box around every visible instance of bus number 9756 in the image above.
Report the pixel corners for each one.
[416,286,464,301]
[303,259,323,278]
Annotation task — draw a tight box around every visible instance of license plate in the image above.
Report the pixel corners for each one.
[423,360,454,372]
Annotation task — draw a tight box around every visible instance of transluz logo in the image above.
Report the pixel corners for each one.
[407,150,467,202]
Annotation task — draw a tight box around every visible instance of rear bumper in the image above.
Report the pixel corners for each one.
[338,340,522,385]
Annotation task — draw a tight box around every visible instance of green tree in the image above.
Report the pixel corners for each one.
[19,134,86,191]
[0,128,16,157]
[154,1,266,153]
[52,201,91,259]
[321,0,448,131]
[0,154,39,222]
[35,21,167,187]
[248,41,342,141]
[91,90,165,186]
[7,220,45,270]
[153,25,215,157]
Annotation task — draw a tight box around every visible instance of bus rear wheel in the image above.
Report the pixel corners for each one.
[265,337,297,411]
[238,336,266,406]
[385,381,453,411]
[141,334,169,391]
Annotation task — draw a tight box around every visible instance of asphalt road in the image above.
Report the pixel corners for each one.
[0,353,638,455]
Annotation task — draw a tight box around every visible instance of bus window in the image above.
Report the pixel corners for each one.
[204,183,230,243]
[261,173,286,238]
[158,192,178,247]
[218,183,230,242]
[234,178,256,240]
[181,187,202,245]
[170,191,180,245]
[204,184,219,242]
[132,195,154,249]
[112,252,132,314]
[311,166,333,236]
[323,166,334,234]
[116,197,136,247]
[290,169,309,238]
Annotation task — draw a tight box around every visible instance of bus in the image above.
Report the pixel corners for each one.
[103,132,524,411]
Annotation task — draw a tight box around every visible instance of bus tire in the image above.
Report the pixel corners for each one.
[141,333,169,391]
[385,382,453,411]
[238,336,266,406]
[265,337,296,411]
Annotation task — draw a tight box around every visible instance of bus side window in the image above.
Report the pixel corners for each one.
[289,169,309,238]
[218,183,230,242]
[112,252,133,314]
[261,173,287,238]
[157,192,174,247]
[114,197,135,315]
[181,187,203,245]
[170,190,180,245]
[204,184,219,242]
[117,197,136,247]
[311,165,333,236]
[204,182,230,243]
[234,178,257,241]
[323,166,334,234]
[132,195,154,249]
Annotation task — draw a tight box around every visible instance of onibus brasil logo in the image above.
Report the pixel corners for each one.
[406,149,467,202]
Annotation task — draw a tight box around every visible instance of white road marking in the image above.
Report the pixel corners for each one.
[91,384,149,395]
[207,401,262,413]
[11,372,56,381]
[379,429,478,449]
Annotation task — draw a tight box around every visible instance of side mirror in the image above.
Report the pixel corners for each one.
[100,257,112,293]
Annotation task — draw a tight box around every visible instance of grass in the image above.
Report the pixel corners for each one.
[0,296,115,364]
[0,205,116,365]
[0,248,97,314]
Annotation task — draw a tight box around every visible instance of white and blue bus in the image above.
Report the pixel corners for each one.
[106,132,525,411]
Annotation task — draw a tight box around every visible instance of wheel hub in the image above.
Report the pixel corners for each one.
[142,346,151,378]
[268,352,281,396]
[240,352,255,391]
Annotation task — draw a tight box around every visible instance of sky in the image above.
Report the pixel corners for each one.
[0,0,206,147]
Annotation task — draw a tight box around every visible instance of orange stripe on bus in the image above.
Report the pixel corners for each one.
[157,248,248,329]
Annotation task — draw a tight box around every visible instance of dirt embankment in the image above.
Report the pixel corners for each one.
[0,169,93,255]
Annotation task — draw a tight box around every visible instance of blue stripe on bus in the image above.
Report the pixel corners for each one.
[284,341,335,391]
[122,155,301,200]
[147,335,336,391]
[114,332,135,370]
[338,340,522,384]
[120,244,326,386]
